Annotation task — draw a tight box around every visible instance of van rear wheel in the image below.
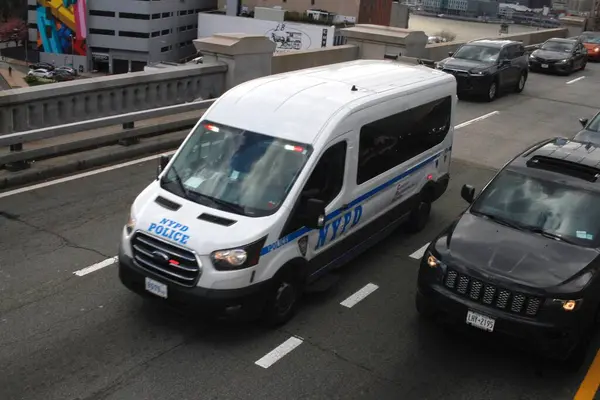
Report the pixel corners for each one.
[406,199,431,233]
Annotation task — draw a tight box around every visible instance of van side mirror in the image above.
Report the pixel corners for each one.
[461,184,476,204]
[157,154,171,177]
[448,51,454,57]
[304,198,326,229]
[579,118,589,128]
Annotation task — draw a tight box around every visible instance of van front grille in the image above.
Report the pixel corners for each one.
[131,232,200,287]
[444,269,542,316]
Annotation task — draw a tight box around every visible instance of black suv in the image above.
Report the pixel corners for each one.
[436,39,529,102]
[416,137,600,367]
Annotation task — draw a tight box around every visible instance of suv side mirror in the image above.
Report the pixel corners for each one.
[500,59,511,66]
[461,184,476,204]
[158,154,171,177]
[304,198,326,229]
[448,51,454,57]
[579,117,589,128]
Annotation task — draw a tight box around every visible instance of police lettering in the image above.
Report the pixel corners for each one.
[315,205,362,250]
[148,218,190,245]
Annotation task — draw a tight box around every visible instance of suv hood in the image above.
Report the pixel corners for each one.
[531,49,570,61]
[438,57,494,73]
[432,213,599,288]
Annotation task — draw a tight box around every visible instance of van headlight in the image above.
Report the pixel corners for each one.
[125,206,136,235]
[211,236,267,270]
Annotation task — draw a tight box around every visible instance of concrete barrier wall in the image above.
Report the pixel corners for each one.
[272,45,359,74]
[0,63,228,134]
[423,28,569,61]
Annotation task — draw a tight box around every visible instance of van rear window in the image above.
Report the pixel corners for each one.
[357,96,451,185]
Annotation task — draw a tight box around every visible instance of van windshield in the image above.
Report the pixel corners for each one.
[161,121,313,217]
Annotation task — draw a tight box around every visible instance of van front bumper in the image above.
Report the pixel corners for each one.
[118,251,270,320]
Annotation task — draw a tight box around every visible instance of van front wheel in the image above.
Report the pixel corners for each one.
[261,268,301,327]
[406,199,431,233]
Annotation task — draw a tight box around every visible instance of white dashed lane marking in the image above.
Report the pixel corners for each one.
[340,283,379,308]
[455,111,499,129]
[409,243,430,260]
[73,256,118,277]
[255,336,304,369]
[566,76,585,85]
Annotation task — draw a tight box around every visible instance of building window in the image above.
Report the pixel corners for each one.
[151,13,160,19]
[161,29,170,35]
[162,12,171,18]
[89,10,116,17]
[151,31,160,37]
[119,12,151,20]
[119,31,150,39]
[357,96,452,185]
[161,46,172,53]
[89,28,115,36]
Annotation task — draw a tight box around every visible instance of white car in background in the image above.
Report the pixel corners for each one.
[27,69,53,79]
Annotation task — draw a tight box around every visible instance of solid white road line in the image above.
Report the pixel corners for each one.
[73,256,118,277]
[455,111,499,129]
[340,283,379,308]
[0,150,176,200]
[566,76,585,85]
[255,336,303,369]
[409,243,430,260]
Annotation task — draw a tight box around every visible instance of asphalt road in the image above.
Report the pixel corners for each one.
[1,63,600,400]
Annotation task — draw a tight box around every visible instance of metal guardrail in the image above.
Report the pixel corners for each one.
[0,98,216,171]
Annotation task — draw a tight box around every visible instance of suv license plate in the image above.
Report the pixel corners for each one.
[145,277,168,299]
[466,310,495,332]
[541,64,549,68]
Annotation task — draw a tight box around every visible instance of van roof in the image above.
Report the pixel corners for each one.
[205,59,455,145]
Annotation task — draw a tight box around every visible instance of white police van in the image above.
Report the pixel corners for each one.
[118,59,457,325]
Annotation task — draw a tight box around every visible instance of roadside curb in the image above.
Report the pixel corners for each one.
[0,131,187,191]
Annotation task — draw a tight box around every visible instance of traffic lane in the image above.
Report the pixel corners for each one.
[90,159,500,400]
[0,160,155,313]
[0,264,301,400]
[525,61,600,108]
[277,160,581,400]
[452,93,598,169]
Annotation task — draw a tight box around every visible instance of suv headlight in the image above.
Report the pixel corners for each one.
[557,59,569,64]
[125,206,136,234]
[545,298,584,312]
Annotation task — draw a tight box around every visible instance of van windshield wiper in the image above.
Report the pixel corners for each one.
[197,193,246,215]
[521,226,578,245]
[162,165,192,201]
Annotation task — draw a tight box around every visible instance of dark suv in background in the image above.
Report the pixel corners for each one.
[436,39,529,102]
[529,37,587,75]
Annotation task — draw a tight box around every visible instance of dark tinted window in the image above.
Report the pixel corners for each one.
[302,141,346,206]
[357,96,451,185]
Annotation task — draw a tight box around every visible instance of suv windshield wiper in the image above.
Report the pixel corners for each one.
[198,194,246,215]
[474,211,524,231]
[521,226,578,245]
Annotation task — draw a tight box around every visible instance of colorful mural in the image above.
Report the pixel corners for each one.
[35,0,87,56]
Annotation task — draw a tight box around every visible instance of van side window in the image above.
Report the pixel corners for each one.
[357,96,451,185]
[280,141,347,236]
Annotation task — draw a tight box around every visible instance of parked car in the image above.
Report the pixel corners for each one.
[28,62,54,71]
[417,137,600,368]
[27,69,53,79]
[573,111,600,146]
[580,31,600,61]
[55,66,77,76]
[529,38,587,75]
[435,39,529,102]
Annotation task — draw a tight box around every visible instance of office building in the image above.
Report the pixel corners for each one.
[28,0,217,74]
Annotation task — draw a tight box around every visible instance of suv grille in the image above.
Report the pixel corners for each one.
[444,269,542,316]
[131,232,201,287]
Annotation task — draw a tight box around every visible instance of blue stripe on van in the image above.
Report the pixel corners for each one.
[259,150,443,256]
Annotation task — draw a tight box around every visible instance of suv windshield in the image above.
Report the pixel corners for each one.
[453,45,501,63]
[470,170,600,247]
[540,41,573,52]
[161,121,313,217]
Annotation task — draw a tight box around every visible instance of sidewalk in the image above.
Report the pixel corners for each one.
[0,66,28,89]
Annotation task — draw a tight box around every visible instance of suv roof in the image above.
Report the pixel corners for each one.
[466,39,521,48]
[511,138,600,186]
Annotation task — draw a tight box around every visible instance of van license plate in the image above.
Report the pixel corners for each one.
[466,310,495,332]
[541,64,548,68]
[145,277,168,299]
